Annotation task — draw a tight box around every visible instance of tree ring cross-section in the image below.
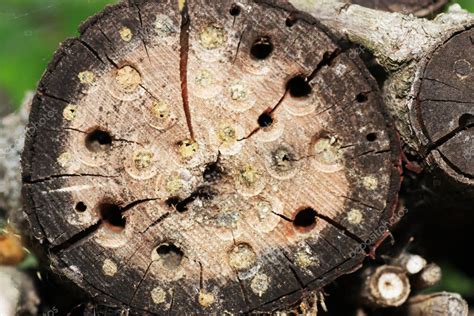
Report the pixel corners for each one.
[22,0,402,313]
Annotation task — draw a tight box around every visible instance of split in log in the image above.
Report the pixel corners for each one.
[290,0,474,187]
[21,0,402,314]
[347,0,449,17]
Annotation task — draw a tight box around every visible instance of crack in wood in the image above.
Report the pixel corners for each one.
[179,0,195,141]
[24,173,118,185]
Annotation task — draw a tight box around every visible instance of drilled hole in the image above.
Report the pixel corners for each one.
[366,133,377,142]
[287,75,312,98]
[459,113,474,128]
[356,93,368,103]
[75,202,87,213]
[98,203,125,232]
[258,112,273,128]
[293,207,317,231]
[85,129,112,152]
[156,243,184,269]
[285,15,297,27]
[203,162,222,182]
[229,4,241,16]
[250,36,273,60]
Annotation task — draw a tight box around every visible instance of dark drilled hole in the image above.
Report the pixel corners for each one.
[459,113,474,128]
[250,36,273,60]
[356,93,369,103]
[287,75,312,98]
[293,207,317,231]
[156,243,184,269]
[99,203,125,232]
[258,112,273,128]
[85,129,112,152]
[229,4,241,16]
[286,15,298,27]
[366,133,377,142]
[203,162,222,182]
[75,202,87,213]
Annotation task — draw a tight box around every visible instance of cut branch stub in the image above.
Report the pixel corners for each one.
[412,27,474,185]
[348,0,449,17]
[21,0,401,313]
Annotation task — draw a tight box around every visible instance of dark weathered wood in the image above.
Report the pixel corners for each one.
[412,27,474,186]
[349,0,449,17]
[22,0,401,313]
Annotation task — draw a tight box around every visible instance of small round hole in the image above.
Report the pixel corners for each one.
[459,113,474,128]
[356,93,368,103]
[75,202,87,213]
[293,207,317,231]
[229,4,241,16]
[258,112,273,128]
[287,75,312,98]
[285,15,297,27]
[366,133,377,142]
[250,36,273,60]
[85,129,112,152]
[98,203,125,232]
[156,243,184,269]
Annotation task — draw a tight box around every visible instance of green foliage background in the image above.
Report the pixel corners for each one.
[0,0,473,109]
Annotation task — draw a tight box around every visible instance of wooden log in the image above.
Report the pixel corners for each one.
[412,262,442,290]
[404,292,469,316]
[360,265,411,308]
[391,252,427,275]
[347,0,449,17]
[290,0,474,188]
[21,0,402,313]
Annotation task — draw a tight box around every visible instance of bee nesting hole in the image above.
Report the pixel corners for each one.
[250,36,273,60]
[75,202,87,213]
[257,112,273,128]
[287,75,312,98]
[229,4,241,16]
[366,133,377,142]
[155,243,184,269]
[293,207,318,232]
[85,129,112,152]
[98,203,125,232]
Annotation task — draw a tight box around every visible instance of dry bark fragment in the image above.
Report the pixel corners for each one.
[347,0,449,17]
[22,0,401,313]
[290,0,474,188]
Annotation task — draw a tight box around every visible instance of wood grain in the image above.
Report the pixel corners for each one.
[22,0,401,313]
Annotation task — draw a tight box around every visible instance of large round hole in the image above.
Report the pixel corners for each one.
[75,202,87,213]
[156,243,184,269]
[459,113,474,128]
[287,75,312,98]
[85,129,112,152]
[250,36,273,60]
[98,203,125,232]
[366,133,377,142]
[293,207,317,231]
[258,112,274,128]
[229,4,241,16]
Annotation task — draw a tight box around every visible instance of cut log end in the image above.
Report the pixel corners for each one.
[362,265,410,308]
[412,26,474,186]
[21,0,401,313]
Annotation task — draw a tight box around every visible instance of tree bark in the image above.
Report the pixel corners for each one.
[290,0,474,187]
[21,0,402,313]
